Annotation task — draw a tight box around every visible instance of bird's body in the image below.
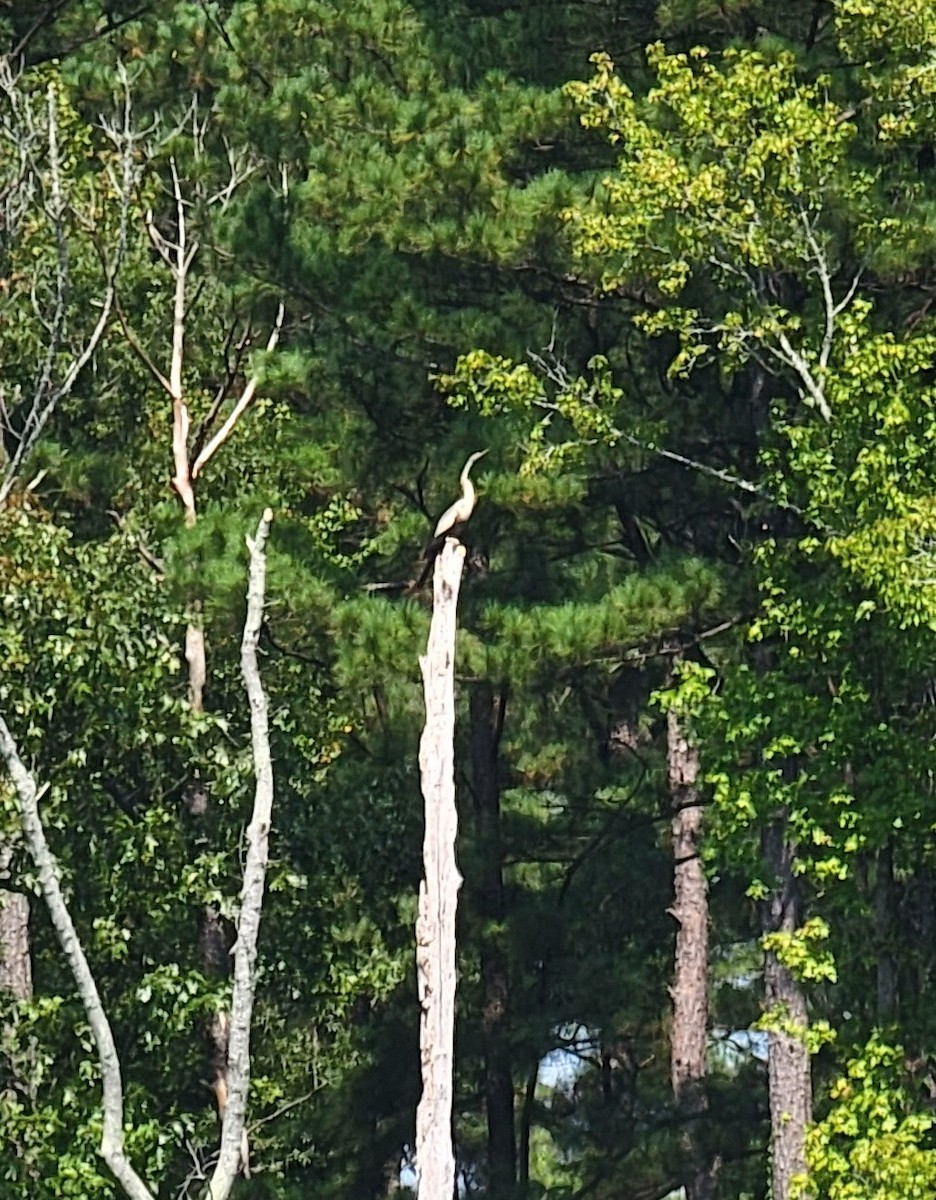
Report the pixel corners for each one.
[417,450,488,584]
[432,450,488,539]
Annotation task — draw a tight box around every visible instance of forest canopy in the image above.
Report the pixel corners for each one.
[3,2,936,1198]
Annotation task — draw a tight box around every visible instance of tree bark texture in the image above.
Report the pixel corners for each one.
[0,845,34,1104]
[762,813,811,1200]
[415,538,465,1199]
[0,843,31,1001]
[667,709,719,1200]
[469,682,516,1196]
[204,506,274,1197]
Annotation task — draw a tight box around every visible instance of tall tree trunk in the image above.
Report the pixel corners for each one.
[415,539,465,1198]
[667,708,719,1200]
[0,843,33,1101]
[470,681,516,1197]
[0,846,31,1002]
[762,812,811,1200]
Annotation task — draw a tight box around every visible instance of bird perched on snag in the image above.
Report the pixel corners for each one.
[417,449,488,584]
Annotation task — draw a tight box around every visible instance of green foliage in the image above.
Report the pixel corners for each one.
[564,44,862,297]
[836,0,936,141]
[761,917,837,985]
[8,3,936,1198]
[805,1036,936,1200]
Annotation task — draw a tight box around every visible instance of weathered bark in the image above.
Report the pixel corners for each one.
[204,507,275,1197]
[0,845,34,1100]
[875,843,897,1022]
[415,538,465,1199]
[0,845,31,1002]
[667,709,719,1200]
[199,906,236,1161]
[469,682,516,1196]
[0,891,31,1000]
[762,813,811,1200]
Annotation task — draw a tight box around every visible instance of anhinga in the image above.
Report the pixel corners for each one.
[418,449,488,583]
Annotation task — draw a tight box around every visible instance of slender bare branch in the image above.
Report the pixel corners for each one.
[770,330,832,421]
[833,267,863,319]
[526,346,829,528]
[0,716,157,1200]
[190,322,252,457]
[0,69,137,506]
[144,207,177,265]
[798,210,838,372]
[206,138,257,207]
[191,304,285,479]
[114,300,174,396]
[205,507,275,1198]
[161,158,197,523]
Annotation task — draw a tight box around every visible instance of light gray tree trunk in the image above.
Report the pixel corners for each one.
[0,509,275,1200]
[415,538,465,1199]
[0,844,34,1100]
[0,718,157,1200]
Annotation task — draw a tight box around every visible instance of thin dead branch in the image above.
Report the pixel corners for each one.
[0,65,138,507]
[191,303,285,479]
[0,715,157,1200]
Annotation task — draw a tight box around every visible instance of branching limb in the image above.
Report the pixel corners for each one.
[0,715,156,1200]
[114,299,174,396]
[0,68,137,507]
[770,330,832,421]
[191,304,285,479]
[190,322,252,457]
[799,210,837,372]
[526,346,827,526]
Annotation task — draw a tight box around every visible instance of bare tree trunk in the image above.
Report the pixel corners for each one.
[130,158,285,1131]
[415,538,465,1199]
[470,682,516,1197]
[667,709,719,1200]
[204,507,275,1196]
[762,813,811,1200]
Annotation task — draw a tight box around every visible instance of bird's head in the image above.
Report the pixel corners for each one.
[462,449,489,478]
